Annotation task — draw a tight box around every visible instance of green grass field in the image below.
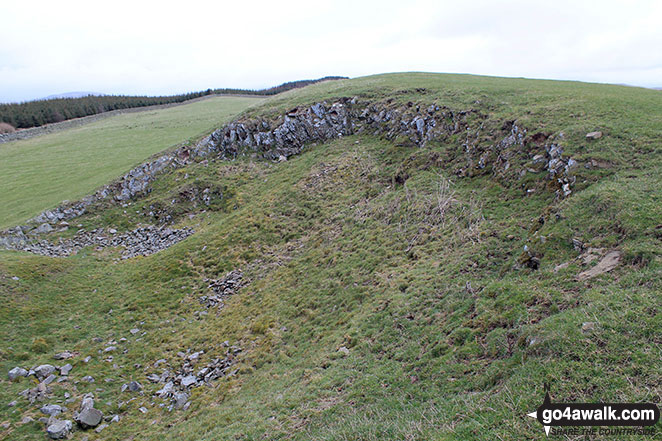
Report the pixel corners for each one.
[0,96,263,229]
[0,74,661,440]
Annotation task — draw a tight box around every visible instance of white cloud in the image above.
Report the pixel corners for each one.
[1,0,660,102]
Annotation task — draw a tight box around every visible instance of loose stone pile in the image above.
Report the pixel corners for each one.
[201,270,244,308]
[8,337,241,438]
[151,343,241,411]
[1,225,193,258]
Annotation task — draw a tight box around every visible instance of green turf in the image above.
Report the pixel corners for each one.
[0,73,660,440]
[0,96,263,229]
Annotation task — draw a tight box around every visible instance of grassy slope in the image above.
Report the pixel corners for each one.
[0,96,263,229]
[0,73,661,440]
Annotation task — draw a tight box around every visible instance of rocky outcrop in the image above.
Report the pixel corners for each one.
[1,97,580,256]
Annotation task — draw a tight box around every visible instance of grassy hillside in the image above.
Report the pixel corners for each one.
[0,73,660,440]
[0,96,263,229]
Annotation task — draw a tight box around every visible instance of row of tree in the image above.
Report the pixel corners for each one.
[0,76,347,129]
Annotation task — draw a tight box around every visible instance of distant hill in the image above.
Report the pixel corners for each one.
[0,76,347,129]
[42,91,107,100]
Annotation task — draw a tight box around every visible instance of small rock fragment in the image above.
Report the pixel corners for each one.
[54,351,74,360]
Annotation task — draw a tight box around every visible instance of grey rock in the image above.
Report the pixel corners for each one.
[181,375,197,387]
[75,407,103,429]
[95,423,108,433]
[130,328,140,334]
[46,419,72,439]
[21,416,34,424]
[59,364,72,376]
[43,374,57,385]
[53,351,74,360]
[156,381,174,397]
[80,396,95,411]
[8,366,28,381]
[40,404,65,416]
[81,375,95,383]
[34,364,56,380]
[8,400,17,407]
[173,392,189,410]
[121,380,141,393]
[586,131,603,140]
[138,406,148,413]
[34,223,55,234]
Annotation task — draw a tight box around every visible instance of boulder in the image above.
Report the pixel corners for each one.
[75,407,103,429]
[585,131,602,140]
[40,404,65,416]
[46,419,72,439]
[34,364,56,380]
[8,367,28,381]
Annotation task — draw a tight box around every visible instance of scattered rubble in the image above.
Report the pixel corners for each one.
[202,270,244,308]
[1,225,194,258]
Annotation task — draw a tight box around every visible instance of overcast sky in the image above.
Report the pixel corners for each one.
[2,0,660,102]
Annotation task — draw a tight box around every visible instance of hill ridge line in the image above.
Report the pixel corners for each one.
[0,94,265,145]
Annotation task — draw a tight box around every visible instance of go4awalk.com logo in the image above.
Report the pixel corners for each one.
[527,384,660,437]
